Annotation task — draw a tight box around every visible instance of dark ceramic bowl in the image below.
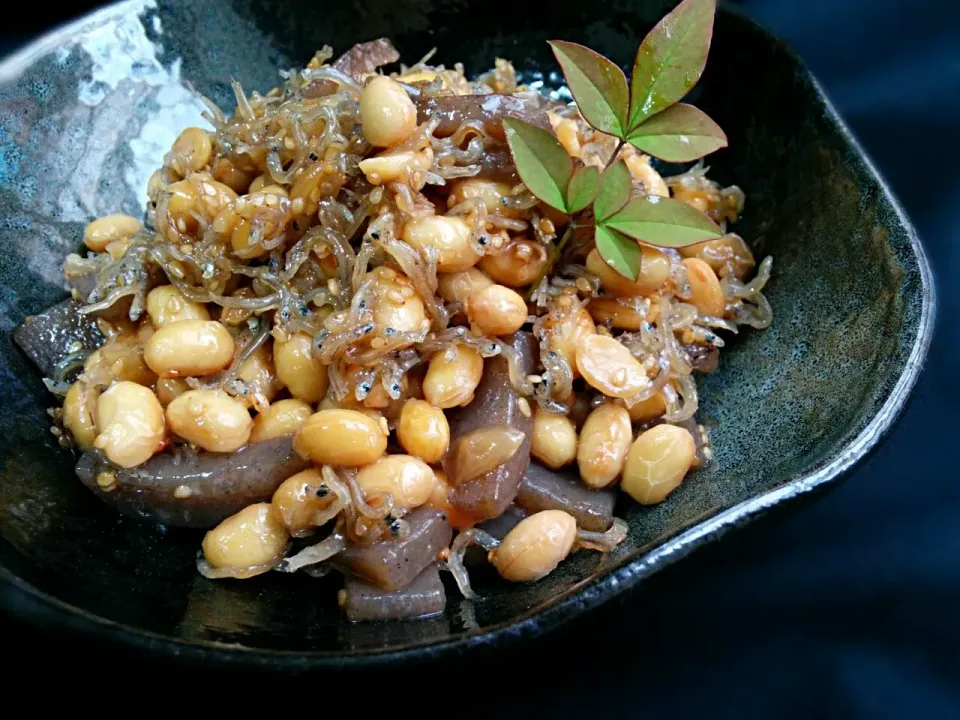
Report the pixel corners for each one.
[0,0,934,667]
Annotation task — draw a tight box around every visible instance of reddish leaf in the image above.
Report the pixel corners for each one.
[628,0,717,131]
[566,165,600,214]
[628,103,727,161]
[603,194,723,247]
[502,117,573,212]
[550,41,630,137]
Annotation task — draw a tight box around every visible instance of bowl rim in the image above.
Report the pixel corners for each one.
[0,0,937,668]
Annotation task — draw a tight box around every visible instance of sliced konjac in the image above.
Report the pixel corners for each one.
[63,259,164,323]
[683,343,719,373]
[445,331,538,522]
[333,38,400,82]
[415,94,553,141]
[303,38,400,97]
[517,462,616,532]
[333,506,452,591]
[341,564,446,622]
[474,146,519,183]
[75,436,310,528]
[477,504,528,539]
[13,298,104,379]
[443,425,526,488]
[465,504,528,567]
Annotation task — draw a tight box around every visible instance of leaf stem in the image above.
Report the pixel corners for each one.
[526,223,576,301]
[603,139,626,172]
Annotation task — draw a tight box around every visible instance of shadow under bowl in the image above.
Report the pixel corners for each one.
[0,0,934,667]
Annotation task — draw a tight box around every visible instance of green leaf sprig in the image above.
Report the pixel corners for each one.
[502,0,726,284]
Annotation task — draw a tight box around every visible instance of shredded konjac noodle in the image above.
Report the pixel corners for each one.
[22,38,773,623]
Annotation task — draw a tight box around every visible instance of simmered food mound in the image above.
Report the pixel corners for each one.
[16,21,772,622]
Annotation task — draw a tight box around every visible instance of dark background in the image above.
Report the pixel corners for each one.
[2,0,958,715]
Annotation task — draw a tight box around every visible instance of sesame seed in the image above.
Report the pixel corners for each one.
[518,398,532,418]
[96,470,117,491]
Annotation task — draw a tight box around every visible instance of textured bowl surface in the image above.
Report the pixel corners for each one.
[0,0,934,666]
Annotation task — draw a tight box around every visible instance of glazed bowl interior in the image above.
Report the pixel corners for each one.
[0,0,932,663]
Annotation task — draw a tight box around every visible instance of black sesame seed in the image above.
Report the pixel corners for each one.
[309,152,318,161]
[315,485,329,498]
[371,230,381,240]
[478,235,488,246]
[361,323,373,334]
